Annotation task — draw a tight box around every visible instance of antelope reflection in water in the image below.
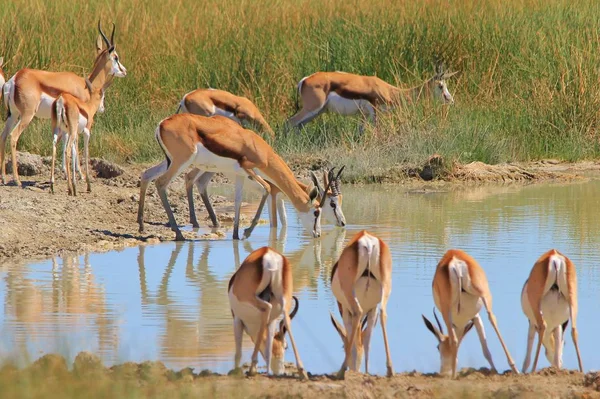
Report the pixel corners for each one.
[3,254,117,358]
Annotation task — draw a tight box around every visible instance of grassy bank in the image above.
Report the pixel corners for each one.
[1,0,600,181]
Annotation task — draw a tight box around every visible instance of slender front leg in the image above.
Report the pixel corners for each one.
[338,296,363,379]
[362,309,378,375]
[248,296,272,376]
[196,171,218,228]
[184,168,204,228]
[233,175,245,240]
[379,300,394,377]
[522,321,535,373]
[553,326,563,369]
[1,114,20,184]
[242,169,271,239]
[472,314,497,372]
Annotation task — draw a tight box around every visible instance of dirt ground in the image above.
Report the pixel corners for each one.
[0,157,599,264]
[3,352,600,398]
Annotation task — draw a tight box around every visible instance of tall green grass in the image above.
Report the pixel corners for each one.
[1,0,600,178]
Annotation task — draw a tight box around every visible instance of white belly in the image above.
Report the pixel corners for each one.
[325,92,373,116]
[332,275,382,314]
[212,106,240,124]
[229,291,284,341]
[36,93,57,119]
[434,291,483,330]
[193,143,244,175]
[521,284,569,331]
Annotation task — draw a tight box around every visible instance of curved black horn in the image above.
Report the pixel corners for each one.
[110,23,115,45]
[98,20,111,49]
[333,165,345,196]
[289,296,300,320]
[310,171,324,194]
[318,168,335,207]
[433,307,444,333]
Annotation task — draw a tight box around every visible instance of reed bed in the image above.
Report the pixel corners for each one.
[1,0,599,180]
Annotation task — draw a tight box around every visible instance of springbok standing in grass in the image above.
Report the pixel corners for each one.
[521,249,583,373]
[286,66,457,132]
[137,113,339,241]
[228,246,307,379]
[422,249,519,378]
[177,88,274,138]
[1,21,126,186]
[50,79,105,195]
[329,230,394,378]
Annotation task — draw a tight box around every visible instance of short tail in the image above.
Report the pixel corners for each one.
[452,265,462,313]
[295,77,308,112]
[3,79,13,120]
[359,236,379,291]
[154,124,171,169]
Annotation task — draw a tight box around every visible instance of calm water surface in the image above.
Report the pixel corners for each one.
[2,180,600,375]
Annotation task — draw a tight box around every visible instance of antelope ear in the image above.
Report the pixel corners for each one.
[96,36,104,53]
[308,186,319,202]
[422,315,442,342]
[330,311,347,342]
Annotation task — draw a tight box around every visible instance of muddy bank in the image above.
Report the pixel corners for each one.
[0,154,596,263]
[2,352,599,398]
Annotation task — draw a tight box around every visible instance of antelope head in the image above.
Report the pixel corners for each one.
[96,20,127,79]
[422,309,474,376]
[299,165,337,238]
[311,166,346,227]
[430,64,457,105]
[270,296,300,375]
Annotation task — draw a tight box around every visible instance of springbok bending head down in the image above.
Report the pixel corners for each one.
[228,247,307,379]
[138,113,337,241]
[286,66,457,131]
[422,249,519,378]
[330,230,394,378]
[521,249,583,373]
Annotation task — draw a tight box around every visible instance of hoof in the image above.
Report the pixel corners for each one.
[175,234,185,242]
[336,369,346,380]
[298,369,308,380]
[387,367,394,378]
[247,364,258,377]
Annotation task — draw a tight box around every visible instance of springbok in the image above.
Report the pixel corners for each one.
[177,88,274,138]
[1,21,126,186]
[137,113,339,241]
[329,230,394,378]
[422,249,519,378]
[228,246,307,379]
[50,80,105,195]
[521,249,583,373]
[286,67,457,131]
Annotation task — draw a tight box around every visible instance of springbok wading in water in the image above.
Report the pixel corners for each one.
[329,230,394,379]
[228,246,307,379]
[1,21,126,186]
[137,113,340,241]
[286,66,457,132]
[422,249,519,378]
[521,249,583,373]
[50,80,105,195]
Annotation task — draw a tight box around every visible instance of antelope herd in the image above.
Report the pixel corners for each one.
[0,22,586,380]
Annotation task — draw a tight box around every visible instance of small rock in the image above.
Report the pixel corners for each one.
[90,158,124,179]
[5,151,44,176]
